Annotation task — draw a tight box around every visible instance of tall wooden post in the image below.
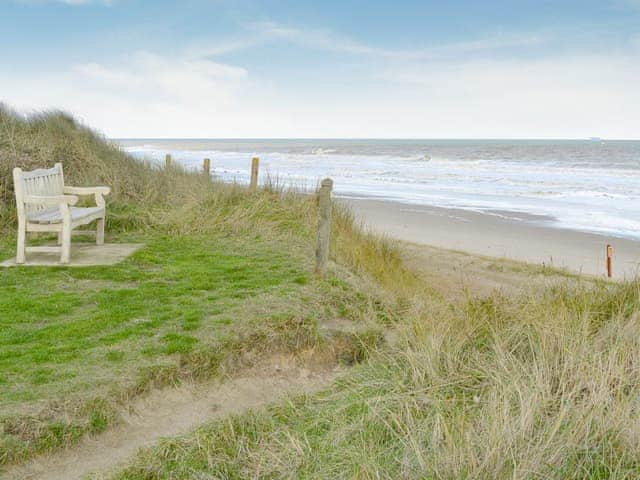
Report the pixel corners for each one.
[203,158,211,177]
[250,157,259,191]
[606,244,613,278]
[165,154,172,169]
[315,178,333,278]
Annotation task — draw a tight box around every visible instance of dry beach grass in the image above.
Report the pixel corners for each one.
[2,107,640,478]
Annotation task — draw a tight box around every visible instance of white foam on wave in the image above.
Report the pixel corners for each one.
[124,144,640,240]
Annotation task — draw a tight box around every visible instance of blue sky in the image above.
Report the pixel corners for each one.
[1,0,639,138]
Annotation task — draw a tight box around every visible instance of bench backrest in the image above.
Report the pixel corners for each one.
[13,162,65,217]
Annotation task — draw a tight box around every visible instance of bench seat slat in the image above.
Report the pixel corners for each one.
[27,206,105,224]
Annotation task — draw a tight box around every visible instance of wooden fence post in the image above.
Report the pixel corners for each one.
[165,154,172,169]
[607,244,613,278]
[203,158,211,177]
[250,157,259,191]
[315,178,333,278]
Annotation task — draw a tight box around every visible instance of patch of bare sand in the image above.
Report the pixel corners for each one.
[344,198,640,280]
[0,243,142,267]
[4,355,341,480]
[398,241,589,300]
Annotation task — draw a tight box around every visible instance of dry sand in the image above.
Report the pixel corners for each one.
[0,243,142,267]
[343,198,640,280]
[396,241,586,300]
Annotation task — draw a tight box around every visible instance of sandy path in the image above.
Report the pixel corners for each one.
[5,356,340,480]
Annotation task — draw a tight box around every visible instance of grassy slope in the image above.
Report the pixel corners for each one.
[3,107,640,478]
[0,108,401,466]
[2,234,309,412]
[0,228,387,465]
[111,282,640,479]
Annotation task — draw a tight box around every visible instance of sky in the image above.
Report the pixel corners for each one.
[1,0,639,139]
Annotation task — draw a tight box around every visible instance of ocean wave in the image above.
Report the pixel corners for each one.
[122,140,640,239]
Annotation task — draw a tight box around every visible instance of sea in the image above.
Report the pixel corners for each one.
[118,139,640,240]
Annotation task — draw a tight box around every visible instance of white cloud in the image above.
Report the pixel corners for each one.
[3,49,639,138]
[68,52,248,105]
[73,62,145,89]
[252,21,548,60]
[364,55,640,138]
[187,38,264,58]
[251,21,394,56]
[0,52,273,137]
[2,19,639,138]
[189,20,549,62]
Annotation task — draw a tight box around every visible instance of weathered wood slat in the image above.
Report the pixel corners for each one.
[13,162,111,264]
[21,166,60,179]
[27,206,104,224]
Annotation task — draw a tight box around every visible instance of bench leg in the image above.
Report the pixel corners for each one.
[60,224,71,264]
[16,221,26,264]
[96,217,105,246]
[57,232,63,245]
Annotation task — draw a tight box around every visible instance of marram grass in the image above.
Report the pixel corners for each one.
[112,283,640,479]
[3,107,640,479]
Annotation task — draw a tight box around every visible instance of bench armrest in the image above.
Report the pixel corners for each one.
[64,186,110,207]
[23,194,79,206]
[63,186,111,196]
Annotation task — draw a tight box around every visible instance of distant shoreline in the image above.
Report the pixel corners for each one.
[342,197,640,279]
[121,138,640,242]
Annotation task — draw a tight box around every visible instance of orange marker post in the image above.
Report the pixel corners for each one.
[606,244,613,278]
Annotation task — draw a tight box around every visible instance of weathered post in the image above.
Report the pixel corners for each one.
[607,244,613,278]
[250,157,259,191]
[203,158,211,177]
[165,154,172,169]
[315,178,334,278]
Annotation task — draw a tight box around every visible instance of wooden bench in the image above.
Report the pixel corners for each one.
[13,163,111,264]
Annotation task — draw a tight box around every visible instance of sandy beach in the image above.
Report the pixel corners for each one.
[342,198,640,280]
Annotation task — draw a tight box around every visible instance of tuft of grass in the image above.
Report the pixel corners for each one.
[110,281,640,480]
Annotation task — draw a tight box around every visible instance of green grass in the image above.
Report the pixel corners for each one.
[0,107,405,467]
[110,281,640,480]
[0,233,301,408]
[5,107,640,479]
[0,228,390,466]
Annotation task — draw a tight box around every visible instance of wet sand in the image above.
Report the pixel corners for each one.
[342,198,640,280]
